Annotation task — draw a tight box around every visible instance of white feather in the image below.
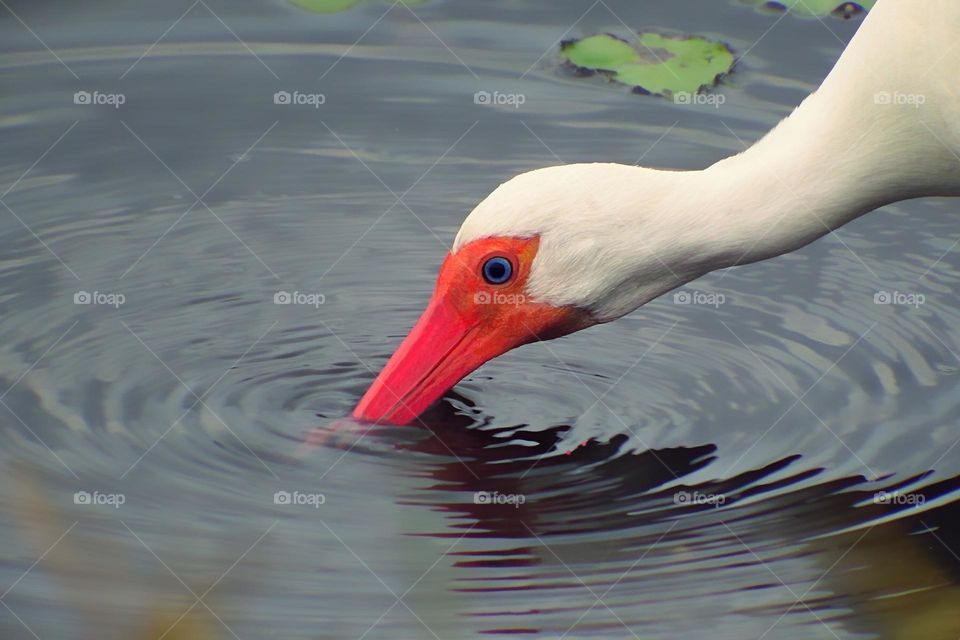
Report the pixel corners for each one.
[454,0,960,321]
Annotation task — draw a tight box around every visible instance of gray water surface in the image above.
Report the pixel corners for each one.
[1,1,959,638]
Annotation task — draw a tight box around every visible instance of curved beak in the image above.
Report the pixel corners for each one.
[352,242,591,426]
[352,291,488,425]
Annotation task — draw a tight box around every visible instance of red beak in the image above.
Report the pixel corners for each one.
[352,237,591,425]
[352,290,489,425]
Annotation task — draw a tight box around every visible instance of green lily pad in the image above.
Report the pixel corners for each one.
[290,0,362,13]
[560,33,734,96]
[289,0,426,14]
[739,0,874,18]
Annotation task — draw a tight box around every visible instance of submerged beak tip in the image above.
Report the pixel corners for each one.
[351,293,481,425]
[351,236,588,426]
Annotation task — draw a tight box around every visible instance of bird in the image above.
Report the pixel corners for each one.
[352,0,960,426]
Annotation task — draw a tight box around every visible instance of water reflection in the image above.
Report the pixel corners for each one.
[296,408,960,638]
[3,0,960,637]
[2,410,959,639]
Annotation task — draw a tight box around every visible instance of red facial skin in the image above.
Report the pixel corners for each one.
[352,236,593,425]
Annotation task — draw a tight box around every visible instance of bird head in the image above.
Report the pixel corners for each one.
[353,163,708,425]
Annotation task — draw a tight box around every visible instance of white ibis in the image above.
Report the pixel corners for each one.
[354,0,960,425]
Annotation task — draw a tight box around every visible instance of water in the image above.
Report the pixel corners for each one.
[1,1,959,638]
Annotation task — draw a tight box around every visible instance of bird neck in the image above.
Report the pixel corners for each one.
[668,0,960,278]
[691,99,891,270]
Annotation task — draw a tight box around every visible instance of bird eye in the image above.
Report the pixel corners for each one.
[482,256,513,285]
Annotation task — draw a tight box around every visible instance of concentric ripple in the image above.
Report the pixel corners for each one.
[1,3,959,638]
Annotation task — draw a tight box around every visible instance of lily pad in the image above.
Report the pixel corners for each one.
[289,0,426,14]
[560,33,734,96]
[739,0,874,18]
[290,0,362,13]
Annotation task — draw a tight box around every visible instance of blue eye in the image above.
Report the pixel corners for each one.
[482,256,513,284]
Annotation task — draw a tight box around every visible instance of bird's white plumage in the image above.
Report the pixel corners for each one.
[453,0,960,321]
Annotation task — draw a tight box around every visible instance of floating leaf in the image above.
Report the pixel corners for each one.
[738,0,874,18]
[290,0,362,13]
[560,33,734,96]
[289,0,426,14]
[560,34,639,70]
